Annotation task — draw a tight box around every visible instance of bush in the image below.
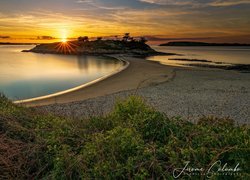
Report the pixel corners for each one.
[0,96,249,179]
[80,127,144,178]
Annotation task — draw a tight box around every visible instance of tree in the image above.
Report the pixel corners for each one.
[122,33,130,42]
[83,36,89,42]
[129,37,135,42]
[139,37,147,44]
[114,35,118,41]
[78,36,89,42]
[78,36,83,41]
[97,37,103,41]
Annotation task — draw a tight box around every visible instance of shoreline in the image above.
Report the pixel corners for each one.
[14,57,129,104]
[17,55,175,107]
[12,54,250,124]
[37,66,250,125]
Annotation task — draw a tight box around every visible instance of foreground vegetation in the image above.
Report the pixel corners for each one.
[0,95,249,179]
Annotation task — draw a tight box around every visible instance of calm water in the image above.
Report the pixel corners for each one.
[148,46,250,66]
[0,45,123,100]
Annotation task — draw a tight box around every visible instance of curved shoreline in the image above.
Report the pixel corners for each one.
[37,67,250,125]
[17,56,175,107]
[14,57,129,104]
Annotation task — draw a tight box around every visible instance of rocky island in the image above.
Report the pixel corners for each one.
[23,34,170,56]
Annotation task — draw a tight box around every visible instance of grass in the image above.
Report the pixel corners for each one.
[0,94,249,179]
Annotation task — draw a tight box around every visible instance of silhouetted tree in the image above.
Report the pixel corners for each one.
[114,35,118,41]
[123,33,130,42]
[78,36,89,42]
[129,37,135,42]
[97,37,103,41]
[78,36,83,41]
[139,37,147,44]
[83,36,89,42]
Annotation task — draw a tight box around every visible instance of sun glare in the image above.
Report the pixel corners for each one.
[60,29,69,43]
[61,38,67,43]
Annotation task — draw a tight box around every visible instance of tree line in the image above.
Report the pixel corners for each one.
[78,33,148,43]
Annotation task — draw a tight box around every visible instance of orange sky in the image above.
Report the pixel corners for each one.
[0,0,250,44]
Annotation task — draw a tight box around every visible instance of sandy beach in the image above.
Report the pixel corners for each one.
[24,56,250,125]
[18,55,175,106]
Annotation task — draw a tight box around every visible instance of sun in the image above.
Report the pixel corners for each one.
[61,38,67,43]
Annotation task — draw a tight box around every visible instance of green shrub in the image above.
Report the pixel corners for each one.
[80,127,144,179]
[0,95,249,179]
[113,96,152,120]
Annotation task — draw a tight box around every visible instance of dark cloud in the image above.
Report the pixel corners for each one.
[144,36,214,41]
[39,36,55,40]
[31,36,55,40]
[0,36,10,39]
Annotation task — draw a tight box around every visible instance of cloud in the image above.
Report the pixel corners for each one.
[0,35,10,39]
[36,36,55,40]
[144,35,214,41]
[209,0,250,6]
[139,0,193,6]
[76,0,92,2]
[0,0,249,42]
[139,0,250,7]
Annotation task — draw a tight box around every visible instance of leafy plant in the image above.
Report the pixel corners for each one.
[0,95,249,179]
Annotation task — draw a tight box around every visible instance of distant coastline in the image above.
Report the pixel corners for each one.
[0,42,41,45]
[160,41,250,46]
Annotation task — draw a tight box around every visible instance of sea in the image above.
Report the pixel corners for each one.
[0,45,123,100]
[148,46,250,67]
[0,45,249,100]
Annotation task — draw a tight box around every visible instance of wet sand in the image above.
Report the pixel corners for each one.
[37,66,250,124]
[18,55,175,107]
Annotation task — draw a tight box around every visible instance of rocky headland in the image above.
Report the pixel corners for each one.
[23,39,172,56]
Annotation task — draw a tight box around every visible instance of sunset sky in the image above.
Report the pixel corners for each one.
[0,0,250,43]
